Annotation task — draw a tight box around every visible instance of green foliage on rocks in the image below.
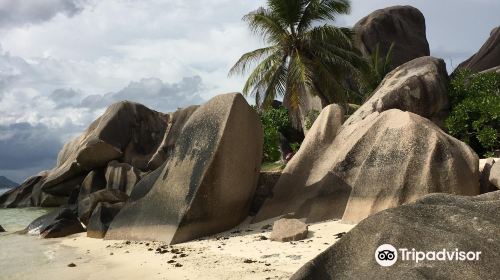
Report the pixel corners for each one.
[446,70,500,157]
[257,106,298,162]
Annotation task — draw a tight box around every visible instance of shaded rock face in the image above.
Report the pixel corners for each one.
[105,161,141,195]
[78,189,128,225]
[0,225,5,232]
[147,105,199,170]
[127,162,166,202]
[270,218,308,242]
[254,109,479,224]
[25,207,85,238]
[87,202,124,239]
[344,56,450,129]
[249,171,282,216]
[78,169,107,202]
[105,93,263,244]
[354,5,430,70]
[291,192,500,280]
[456,27,500,73]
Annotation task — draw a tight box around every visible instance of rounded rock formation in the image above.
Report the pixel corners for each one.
[254,109,480,224]
[291,192,500,280]
[354,6,430,70]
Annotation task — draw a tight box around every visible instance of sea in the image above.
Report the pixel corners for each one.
[0,198,64,279]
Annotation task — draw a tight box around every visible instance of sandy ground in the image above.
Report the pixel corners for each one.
[0,217,353,280]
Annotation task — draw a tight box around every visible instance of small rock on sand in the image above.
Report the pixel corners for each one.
[270,218,308,242]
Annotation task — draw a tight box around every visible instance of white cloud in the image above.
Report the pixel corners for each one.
[0,0,498,182]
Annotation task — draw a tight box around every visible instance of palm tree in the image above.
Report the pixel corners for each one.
[360,42,395,100]
[229,0,366,121]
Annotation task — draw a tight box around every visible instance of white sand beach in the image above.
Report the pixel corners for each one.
[0,217,353,280]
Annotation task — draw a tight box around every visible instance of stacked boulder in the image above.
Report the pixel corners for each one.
[6,93,263,242]
[105,93,263,244]
[0,102,169,208]
[254,57,480,224]
[354,5,430,71]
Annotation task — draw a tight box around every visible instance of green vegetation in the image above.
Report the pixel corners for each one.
[257,106,299,162]
[359,42,394,100]
[229,0,366,117]
[261,161,286,172]
[446,70,500,157]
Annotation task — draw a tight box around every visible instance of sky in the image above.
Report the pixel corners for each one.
[0,0,498,183]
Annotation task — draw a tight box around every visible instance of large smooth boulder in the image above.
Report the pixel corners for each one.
[455,27,500,73]
[25,207,85,238]
[77,189,128,225]
[344,56,449,129]
[254,109,479,224]
[0,174,62,208]
[105,93,263,244]
[354,6,430,70]
[0,176,44,208]
[87,202,124,239]
[291,192,500,280]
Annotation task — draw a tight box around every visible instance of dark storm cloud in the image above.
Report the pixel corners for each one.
[0,0,91,28]
[0,122,62,175]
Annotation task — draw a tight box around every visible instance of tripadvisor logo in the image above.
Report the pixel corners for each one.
[375,244,482,267]
[375,244,398,266]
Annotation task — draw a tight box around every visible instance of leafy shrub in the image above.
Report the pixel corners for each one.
[445,70,500,157]
[257,106,297,162]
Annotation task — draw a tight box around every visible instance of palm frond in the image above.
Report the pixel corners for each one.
[298,0,351,32]
[241,50,285,97]
[267,0,304,28]
[243,7,289,44]
[228,46,279,77]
